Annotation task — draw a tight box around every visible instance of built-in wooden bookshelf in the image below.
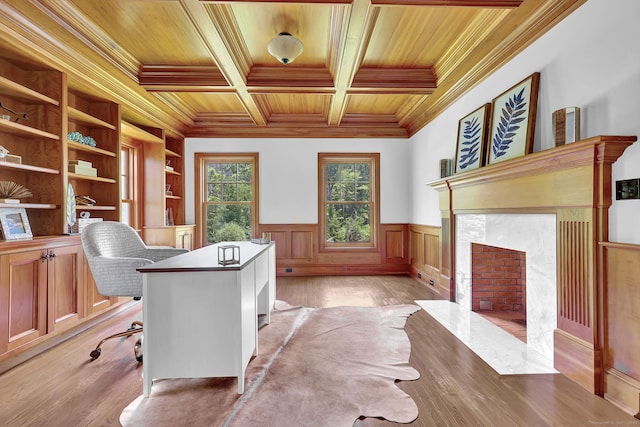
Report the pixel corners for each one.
[66,89,121,230]
[165,135,185,226]
[0,54,63,236]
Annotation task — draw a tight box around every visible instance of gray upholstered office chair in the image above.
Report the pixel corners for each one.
[81,221,188,362]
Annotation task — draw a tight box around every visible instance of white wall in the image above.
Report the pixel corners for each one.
[184,138,411,225]
[410,0,640,244]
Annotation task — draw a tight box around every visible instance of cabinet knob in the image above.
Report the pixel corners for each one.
[41,252,49,262]
[48,250,56,259]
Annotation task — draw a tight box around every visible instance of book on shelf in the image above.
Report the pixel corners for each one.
[68,159,93,168]
[68,164,98,177]
[0,198,20,204]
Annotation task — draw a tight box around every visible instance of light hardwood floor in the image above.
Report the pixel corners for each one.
[0,275,637,426]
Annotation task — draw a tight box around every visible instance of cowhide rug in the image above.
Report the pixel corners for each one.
[120,302,420,426]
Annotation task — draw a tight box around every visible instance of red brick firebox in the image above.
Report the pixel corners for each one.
[471,243,526,313]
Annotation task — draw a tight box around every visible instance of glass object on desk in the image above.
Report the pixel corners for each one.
[218,245,240,265]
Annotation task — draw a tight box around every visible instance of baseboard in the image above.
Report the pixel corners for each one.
[276,264,409,276]
[554,328,599,394]
[409,266,450,300]
[0,300,137,375]
[604,368,640,418]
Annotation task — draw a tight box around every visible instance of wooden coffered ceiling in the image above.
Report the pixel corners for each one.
[0,0,584,138]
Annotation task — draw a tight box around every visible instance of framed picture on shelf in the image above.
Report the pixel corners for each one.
[454,103,491,173]
[487,72,540,165]
[0,207,33,240]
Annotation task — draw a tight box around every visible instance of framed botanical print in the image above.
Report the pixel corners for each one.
[487,72,540,165]
[454,103,491,173]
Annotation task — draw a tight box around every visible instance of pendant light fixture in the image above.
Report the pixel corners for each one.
[267,32,303,65]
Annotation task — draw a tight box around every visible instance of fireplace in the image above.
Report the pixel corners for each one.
[456,214,556,361]
[471,243,526,314]
[431,135,637,394]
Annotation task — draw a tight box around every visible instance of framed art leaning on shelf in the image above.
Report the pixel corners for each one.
[455,103,491,173]
[487,72,540,165]
[0,207,33,240]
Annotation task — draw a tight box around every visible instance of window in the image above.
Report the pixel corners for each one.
[319,153,379,249]
[120,143,140,228]
[196,153,258,246]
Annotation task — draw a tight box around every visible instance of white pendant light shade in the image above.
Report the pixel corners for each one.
[267,32,303,65]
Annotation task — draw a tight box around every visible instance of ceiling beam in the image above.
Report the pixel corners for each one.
[247,66,334,88]
[179,0,268,126]
[327,0,379,127]
[351,67,436,93]
[139,65,230,91]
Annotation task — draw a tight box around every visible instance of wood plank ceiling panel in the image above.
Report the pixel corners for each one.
[0,0,587,138]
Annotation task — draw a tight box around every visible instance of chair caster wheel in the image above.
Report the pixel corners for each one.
[134,338,143,363]
[90,348,101,360]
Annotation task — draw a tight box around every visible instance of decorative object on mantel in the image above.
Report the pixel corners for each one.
[440,158,452,178]
[218,244,240,265]
[66,183,76,234]
[0,207,33,240]
[75,195,96,206]
[487,72,540,165]
[553,107,580,146]
[455,103,491,173]
[0,181,33,203]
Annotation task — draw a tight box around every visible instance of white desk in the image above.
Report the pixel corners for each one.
[138,241,276,397]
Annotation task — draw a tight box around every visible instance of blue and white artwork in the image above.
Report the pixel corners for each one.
[488,73,540,164]
[455,104,490,173]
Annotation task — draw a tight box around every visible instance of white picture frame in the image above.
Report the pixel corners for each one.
[0,207,33,240]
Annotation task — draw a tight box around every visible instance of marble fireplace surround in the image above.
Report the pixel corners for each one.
[430,135,636,393]
[456,213,556,361]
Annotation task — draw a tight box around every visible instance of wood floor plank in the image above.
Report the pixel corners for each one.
[0,275,636,426]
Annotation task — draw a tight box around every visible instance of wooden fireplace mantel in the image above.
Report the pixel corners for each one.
[429,135,637,396]
[430,135,636,212]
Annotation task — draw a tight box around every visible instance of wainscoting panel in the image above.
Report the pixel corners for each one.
[382,224,408,264]
[291,230,314,261]
[602,242,640,417]
[408,224,445,298]
[258,223,409,276]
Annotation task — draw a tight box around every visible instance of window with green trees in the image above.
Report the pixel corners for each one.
[319,153,379,249]
[196,153,258,245]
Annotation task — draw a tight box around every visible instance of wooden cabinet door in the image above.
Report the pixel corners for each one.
[47,244,84,332]
[84,258,115,315]
[0,250,48,354]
